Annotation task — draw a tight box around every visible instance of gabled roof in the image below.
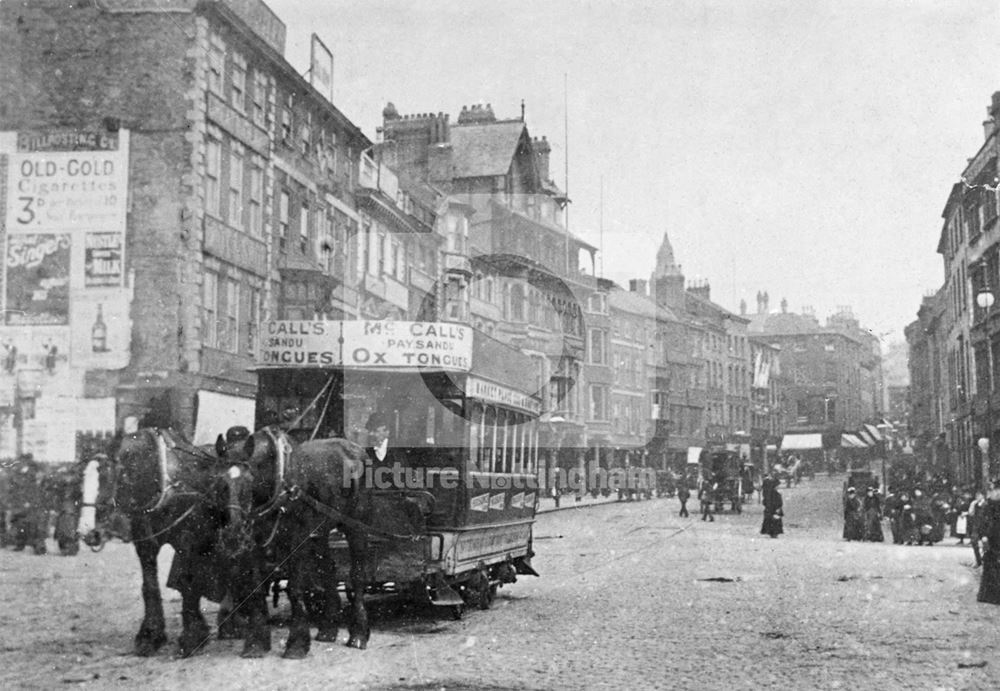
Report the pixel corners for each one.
[938,182,963,255]
[684,290,746,323]
[450,121,527,178]
[608,286,680,322]
[608,287,658,318]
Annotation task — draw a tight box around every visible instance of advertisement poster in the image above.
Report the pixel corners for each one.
[84,232,122,286]
[70,293,130,370]
[5,233,71,325]
[5,132,127,234]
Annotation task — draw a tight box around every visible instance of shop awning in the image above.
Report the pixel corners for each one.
[782,433,823,450]
[857,428,876,445]
[841,433,866,448]
[864,423,883,442]
[687,447,703,464]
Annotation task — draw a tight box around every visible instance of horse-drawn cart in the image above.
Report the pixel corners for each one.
[251,320,542,621]
[704,448,743,514]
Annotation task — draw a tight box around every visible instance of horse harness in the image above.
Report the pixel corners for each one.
[241,428,430,543]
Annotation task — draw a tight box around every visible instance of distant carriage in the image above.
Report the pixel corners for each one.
[704,449,743,514]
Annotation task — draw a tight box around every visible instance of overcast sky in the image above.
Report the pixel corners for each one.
[267,0,1000,343]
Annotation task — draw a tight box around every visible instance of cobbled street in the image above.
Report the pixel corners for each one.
[3,476,998,690]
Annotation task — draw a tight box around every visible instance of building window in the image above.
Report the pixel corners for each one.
[230,50,247,112]
[222,278,239,353]
[300,111,312,157]
[589,328,606,365]
[207,32,226,97]
[321,211,334,272]
[245,285,260,356]
[228,145,244,229]
[205,137,222,218]
[280,92,293,146]
[251,69,268,128]
[248,162,263,236]
[299,202,309,253]
[510,284,525,321]
[202,271,218,348]
[376,229,386,275]
[589,385,608,420]
[277,189,290,251]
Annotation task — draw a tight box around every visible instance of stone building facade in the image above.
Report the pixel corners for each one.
[0,0,427,456]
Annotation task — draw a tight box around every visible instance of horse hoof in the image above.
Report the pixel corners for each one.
[134,632,167,657]
[315,629,339,643]
[282,646,309,660]
[345,637,367,650]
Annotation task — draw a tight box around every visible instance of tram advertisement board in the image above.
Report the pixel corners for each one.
[258,320,472,370]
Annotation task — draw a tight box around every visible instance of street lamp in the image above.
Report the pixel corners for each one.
[977,287,996,489]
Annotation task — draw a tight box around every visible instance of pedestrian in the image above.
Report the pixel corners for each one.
[977,485,1000,604]
[843,487,863,541]
[862,487,884,542]
[677,480,690,518]
[969,490,986,568]
[699,479,715,522]
[883,488,901,544]
[760,477,783,538]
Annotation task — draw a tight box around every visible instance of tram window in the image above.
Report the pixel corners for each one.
[484,406,497,472]
[426,405,436,445]
[520,418,531,473]
[507,416,517,473]
[532,423,539,474]
[479,405,487,470]
[469,403,481,471]
[499,410,510,473]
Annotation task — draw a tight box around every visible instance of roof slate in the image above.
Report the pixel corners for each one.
[450,121,526,178]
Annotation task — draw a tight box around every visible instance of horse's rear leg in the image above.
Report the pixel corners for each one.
[345,532,370,650]
[133,538,167,656]
[177,585,210,658]
[312,539,342,643]
[282,558,312,659]
[239,561,272,658]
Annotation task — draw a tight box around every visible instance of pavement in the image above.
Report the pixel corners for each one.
[3,475,999,690]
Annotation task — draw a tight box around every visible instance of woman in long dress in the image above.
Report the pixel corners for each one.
[843,487,864,541]
[760,477,783,538]
[862,487,884,542]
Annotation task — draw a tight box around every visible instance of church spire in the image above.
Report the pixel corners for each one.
[653,231,682,278]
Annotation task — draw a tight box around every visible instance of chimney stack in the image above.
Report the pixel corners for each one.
[686,279,711,302]
[533,136,551,182]
[988,92,1000,139]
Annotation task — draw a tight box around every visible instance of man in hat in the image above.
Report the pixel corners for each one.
[365,411,407,483]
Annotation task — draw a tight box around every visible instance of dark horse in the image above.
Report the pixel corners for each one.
[82,428,234,657]
[219,429,430,659]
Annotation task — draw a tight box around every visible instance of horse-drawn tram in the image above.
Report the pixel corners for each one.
[250,320,543,630]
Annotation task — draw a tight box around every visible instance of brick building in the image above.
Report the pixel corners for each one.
[748,296,881,456]
[0,0,446,457]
